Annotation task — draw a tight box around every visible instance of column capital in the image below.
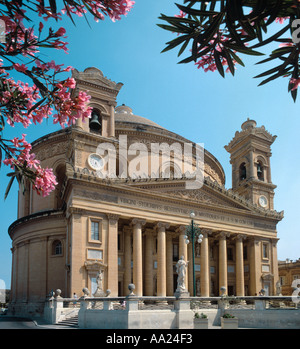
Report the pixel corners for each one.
[201,228,213,237]
[175,225,186,234]
[131,218,146,228]
[106,213,120,224]
[155,222,170,231]
[216,231,230,239]
[271,238,279,247]
[233,234,247,241]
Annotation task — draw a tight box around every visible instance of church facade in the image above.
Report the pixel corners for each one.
[8,67,283,315]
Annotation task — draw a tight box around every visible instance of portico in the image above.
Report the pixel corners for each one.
[66,171,281,299]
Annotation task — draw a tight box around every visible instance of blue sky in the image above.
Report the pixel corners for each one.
[0,1,299,288]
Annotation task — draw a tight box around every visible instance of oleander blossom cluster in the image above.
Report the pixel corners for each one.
[0,0,134,198]
[3,134,58,197]
[195,32,237,73]
[175,10,299,89]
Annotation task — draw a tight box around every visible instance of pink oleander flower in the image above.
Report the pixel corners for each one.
[13,63,27,73]
[175,11,186,18]
[290,78,300,90]
[54,27,67,37]
[275,17,289,24]
[279,42,294,47]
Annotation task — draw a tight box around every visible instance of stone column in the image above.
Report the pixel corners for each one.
[69,208,84,296]
[187,243,193,295]
[109,103,115,137]
[156,222,170,297]
[249,148,255,179]
[200,230,210,297]
[177,226,188,289]
[235,234,245,297]
[123,226,132,295]
[218,232,229,295]
[249,238,261,295]
[107,214,119,296]
[75,117,83,130]
[271,239,279,296]
[166,232,174,296]
[131,218,145,296]
[144,229,154,296]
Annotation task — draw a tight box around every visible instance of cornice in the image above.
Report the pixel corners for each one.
[65,166,283,223]
[8,209,65,239]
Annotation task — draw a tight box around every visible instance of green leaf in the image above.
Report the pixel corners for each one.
[157,24,184,34]
[291,87,297,102]
[228,49,245,67]
[178,45,212,64]
[28,97,46,115]
[214,49,225,77]
[161,33,194,53]
[49,0,57,15]
[251,24,290,49]
[222,48,235,75]
[225,43,264,56]
[176,3,219,17]
[178,38,191,57]
[4,175,15,200]
[257,67,292,86]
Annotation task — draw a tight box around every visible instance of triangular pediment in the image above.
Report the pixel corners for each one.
[125,177,249,210]
[122,176,283,219]
[168,187,246,210]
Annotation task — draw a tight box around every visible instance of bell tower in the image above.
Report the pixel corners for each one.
[225,119,277,210]
[71,67,123,137]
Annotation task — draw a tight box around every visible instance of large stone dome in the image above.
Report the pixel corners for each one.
[115,104,165,130]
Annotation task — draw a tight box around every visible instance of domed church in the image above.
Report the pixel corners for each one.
[8,67,283,316]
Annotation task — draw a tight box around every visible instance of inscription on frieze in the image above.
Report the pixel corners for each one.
[74,189,276,231]
[119,197,276,230]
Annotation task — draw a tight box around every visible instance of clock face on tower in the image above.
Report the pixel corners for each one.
[88,153,103,171]
[258,195,268,208]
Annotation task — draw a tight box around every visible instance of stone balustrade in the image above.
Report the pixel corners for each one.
[43,288,300,329]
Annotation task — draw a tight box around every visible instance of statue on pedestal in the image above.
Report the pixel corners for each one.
[175,256,189,294]
[93,269,106,297]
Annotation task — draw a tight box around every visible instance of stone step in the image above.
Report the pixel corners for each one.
[57,315,79,328]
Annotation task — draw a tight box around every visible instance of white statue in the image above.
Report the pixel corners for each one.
[176,256,189,292]
[93,270,105,297]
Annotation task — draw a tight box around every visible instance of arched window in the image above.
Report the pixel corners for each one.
[52,240,62,256]
[239,163,246,181]
[257,161,264,181]
[89,109,102,134]
[55,163,66,210]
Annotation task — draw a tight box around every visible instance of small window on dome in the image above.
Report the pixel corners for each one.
[52,240,62,256]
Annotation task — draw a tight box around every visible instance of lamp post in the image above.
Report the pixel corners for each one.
[184,211,203,296]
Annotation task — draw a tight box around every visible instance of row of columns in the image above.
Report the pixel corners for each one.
[107,217,248,297]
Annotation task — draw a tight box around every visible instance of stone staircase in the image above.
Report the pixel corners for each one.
[57,313,79,328]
